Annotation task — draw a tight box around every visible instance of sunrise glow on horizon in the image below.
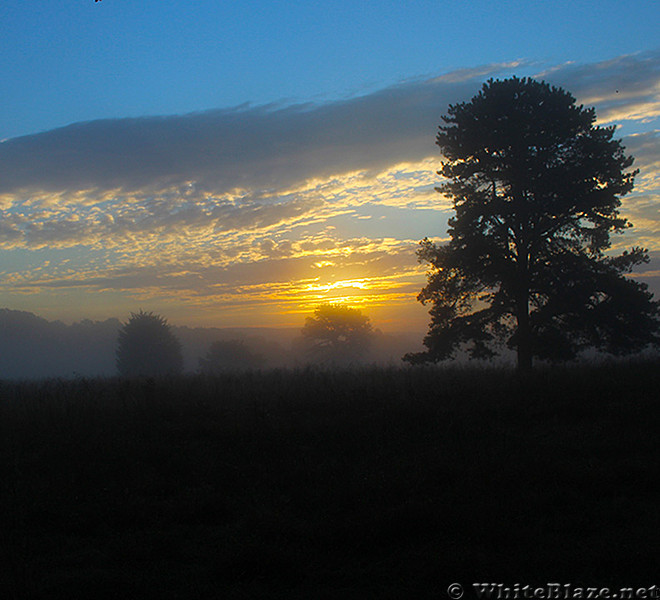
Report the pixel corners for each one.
[0,2,658,332]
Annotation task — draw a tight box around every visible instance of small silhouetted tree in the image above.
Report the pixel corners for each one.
[199,339,265,373]
[116,310,183,377]
[406,77,660,372]
[301,304,373,364]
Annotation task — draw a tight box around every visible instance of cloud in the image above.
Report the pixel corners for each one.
[624,130,660,174]
[0,60,546,203]
[1,53,654,254]
[0,53,657,221]
[8,234,427,327]
[536,50,660,126]
[0,82,465,199]
[2,55,656,199]
[0,52,659,326]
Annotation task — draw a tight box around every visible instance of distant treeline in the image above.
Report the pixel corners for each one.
[0,309,423,379]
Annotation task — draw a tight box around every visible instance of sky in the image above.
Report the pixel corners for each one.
[0,1,659,332]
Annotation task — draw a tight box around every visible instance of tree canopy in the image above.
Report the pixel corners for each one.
[301,304,373,364]
[405,77,660,371]
[116,310,183,377]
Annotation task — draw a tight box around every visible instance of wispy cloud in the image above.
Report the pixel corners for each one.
[537,51,660,129]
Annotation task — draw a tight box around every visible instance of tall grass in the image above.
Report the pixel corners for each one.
[1,361,658,599]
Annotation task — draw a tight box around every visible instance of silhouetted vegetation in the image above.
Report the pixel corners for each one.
[300,304,374,365]
[408,77,660,372]
[0,308,423,378]
[0,361,658,598]
[199,339,265,373]
[116,310,183,377]
[0,309,121,379]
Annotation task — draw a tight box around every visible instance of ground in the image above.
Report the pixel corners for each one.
[1,361,658,599]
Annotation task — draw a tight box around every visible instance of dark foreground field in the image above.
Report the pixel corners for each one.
[1,362,658,599]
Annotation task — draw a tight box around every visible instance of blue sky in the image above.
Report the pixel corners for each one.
[0,1,659,329]
[2,0,658,139]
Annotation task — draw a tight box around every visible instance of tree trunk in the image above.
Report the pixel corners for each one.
[515,246,533,374]
[516,290,533,374]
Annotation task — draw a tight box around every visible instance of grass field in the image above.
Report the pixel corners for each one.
[1,361,658,599]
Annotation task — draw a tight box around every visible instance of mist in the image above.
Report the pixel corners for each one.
[0,308,424,380]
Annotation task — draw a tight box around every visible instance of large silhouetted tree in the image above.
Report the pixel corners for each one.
[301,304,373,364]
[116,310,183,377]
[405,77,660,372]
